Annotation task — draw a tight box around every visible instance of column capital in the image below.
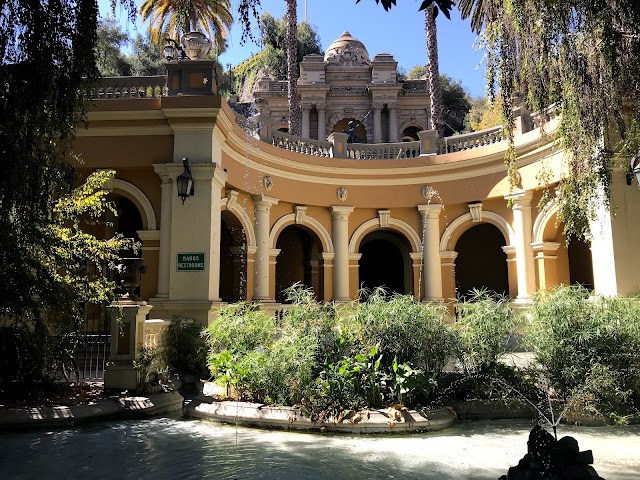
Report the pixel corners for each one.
[530,241,561,253]
[252,194,279,209]
[316,104,326,112]
[330,205,355,219]
[372,102,384,111]
[504,190,533,209]
[136,229,161,243]
[386,102,398,111]
[418,203,443,219]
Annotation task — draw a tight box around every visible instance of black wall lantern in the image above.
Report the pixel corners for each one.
[176,157,194,204]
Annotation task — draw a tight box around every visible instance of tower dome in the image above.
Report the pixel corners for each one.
[324,31,370,66]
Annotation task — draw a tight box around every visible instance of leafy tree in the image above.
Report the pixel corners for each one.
[128,34,167,76]
[476,0,640,240]
[139,0,233,52]
[407,69,471,137]
[96,17,133,76]
[0,0,137,387]
[464,95,502,132]
[233,14,321,101]
[440,75,472,136]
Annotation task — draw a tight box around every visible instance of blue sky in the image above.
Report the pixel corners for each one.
[100,0,487,98]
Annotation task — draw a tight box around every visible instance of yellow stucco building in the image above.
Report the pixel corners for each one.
[81,47,640,329]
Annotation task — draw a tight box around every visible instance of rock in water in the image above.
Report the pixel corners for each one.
[499,425,605,479]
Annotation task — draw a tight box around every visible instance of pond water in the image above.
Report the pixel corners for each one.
[1,417,639,479]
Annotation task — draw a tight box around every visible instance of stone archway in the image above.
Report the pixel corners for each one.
[358,229,413,295]
[454,223,509,299]
[275,224,324,302]
[220,210,249,303]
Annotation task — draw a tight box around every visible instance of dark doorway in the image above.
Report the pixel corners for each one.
[455,223,509,299]
[275,225,323,303]
[358,230,412,295]
[568,237,594,289]
[220,211,248,303]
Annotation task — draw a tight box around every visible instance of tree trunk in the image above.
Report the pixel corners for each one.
[286,0,300,136]
[425,4,443,137]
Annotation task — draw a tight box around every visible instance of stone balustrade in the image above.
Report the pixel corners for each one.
[346,141,420,159]
[271,130,332,157]
[90,76,168,99]
[436,126,506,154]
[144,319,171,350]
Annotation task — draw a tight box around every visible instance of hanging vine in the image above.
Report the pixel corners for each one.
[478,0,640,241]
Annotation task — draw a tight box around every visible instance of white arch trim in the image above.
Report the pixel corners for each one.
[399,120,428,133]
[532,197,559,244]
[439,211,514,252]
[269,214,334,253]
[349,218,422,254]
[221,200,257,248]
[111,179,156,231]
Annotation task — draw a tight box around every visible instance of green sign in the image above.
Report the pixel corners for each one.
[177,252,205,271]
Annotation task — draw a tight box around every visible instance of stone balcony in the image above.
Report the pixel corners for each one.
[89,74,536,161]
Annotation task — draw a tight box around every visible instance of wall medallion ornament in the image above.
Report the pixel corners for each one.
[337,187,348,201]
[263,176,273,191]
[421,185,437,200]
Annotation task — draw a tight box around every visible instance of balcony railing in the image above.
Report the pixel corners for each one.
[271,130,332,157]
[436,126,506,154]
[346,141,420,159]
[90,76,167,99]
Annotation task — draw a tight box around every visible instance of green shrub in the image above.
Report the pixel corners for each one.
[164,317,208,376]
[206,303,275,354]
[353,290,454,374]
[454,289,518,374]
[526,285,640,419]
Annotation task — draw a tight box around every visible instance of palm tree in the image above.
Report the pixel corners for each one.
[139,0,233,52]
[285,0,300,136]
[457,0,492,34]
[425,3,443,136]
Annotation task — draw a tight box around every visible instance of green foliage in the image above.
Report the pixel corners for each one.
[133,346,159,392]
[96,17,132,76]
[232,14,322,99]
[206,303,275,354]
[128,34,166,76]
[526,285,640,419]
[354,290,455,374]
[477,0,640,240]
[164,317,208,375]
[454,289,517,374]
[440,75,472,136]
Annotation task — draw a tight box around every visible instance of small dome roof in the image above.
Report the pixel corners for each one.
[324,31,370,66]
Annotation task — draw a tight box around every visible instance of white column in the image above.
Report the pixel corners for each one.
[156,177,172,298]
[388,104,398,143]
[317,105,326,140]
[506,190,536,300]
[301,105,311,139]
[373,103,383,143]
[418,204,443,301]
[331,206,354,301]
[252,195,278,301]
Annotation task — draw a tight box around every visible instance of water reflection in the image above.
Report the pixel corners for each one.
[1,418,639,479]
